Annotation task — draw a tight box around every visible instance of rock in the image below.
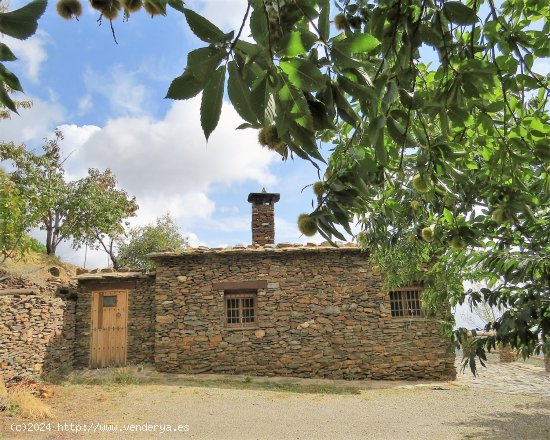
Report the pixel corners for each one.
[48,267,60,277]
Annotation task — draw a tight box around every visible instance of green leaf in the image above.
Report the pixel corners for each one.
[368,115,386,164]
[288,121,325,163]
[442,2,477,26]
[333,33,381,54]
[331,46,363,69]
[0,0,47,40]
[387,117,406,144]
[383,80,399,105]
[165,70,204,100]
[337,75,374,101]
[236,123,255,130]
[280,58,325,92]
[0,43,16,62]
[0,83,17,113]
[200,65,226,141]
[250,5,268,47]
[227,61,259,125]
[182,8,225,43]
[0,64,23,92]
[318,0,330,41]
[279,29,317,57]
[167,0,185,13]
[279,74,314,130]
[186,47,225,78]
[332,85,359,126]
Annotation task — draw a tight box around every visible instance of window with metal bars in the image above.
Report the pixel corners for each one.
[225,292,257,327]
[389,288,423,318]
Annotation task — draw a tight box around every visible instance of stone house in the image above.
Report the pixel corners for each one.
[73,190,456,380]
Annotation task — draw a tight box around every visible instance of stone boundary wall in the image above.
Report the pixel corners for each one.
[153,249,456,380]
[75,276,155,367]
[0,292,75,379]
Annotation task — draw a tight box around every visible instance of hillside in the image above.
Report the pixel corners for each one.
[0,252,80,294]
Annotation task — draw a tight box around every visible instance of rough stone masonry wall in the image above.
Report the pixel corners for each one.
[0,293,75,379]
[75,276,155,367]
[251,203,275,246]
[153,249,456,380]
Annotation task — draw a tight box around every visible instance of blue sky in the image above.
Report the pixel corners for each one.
[2,0,333,268]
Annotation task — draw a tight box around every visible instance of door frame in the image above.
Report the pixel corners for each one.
[89,289,129,368]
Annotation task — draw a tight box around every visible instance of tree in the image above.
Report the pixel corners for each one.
[5,0,549,373]
[66,168,138,269]
[0,131,75,255]
[168,0,549,374]
[117,213,188,271]
[0,134,138,264]
[0,169,42,263]
[460,283,504,330]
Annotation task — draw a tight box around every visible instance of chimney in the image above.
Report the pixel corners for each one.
[247,188,280,246]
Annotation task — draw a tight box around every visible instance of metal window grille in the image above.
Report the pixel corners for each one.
[225,292,257,327]
[389,288,423,318]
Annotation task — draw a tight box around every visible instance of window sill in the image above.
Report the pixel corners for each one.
[223,325,260,332]
[391,317,425,321]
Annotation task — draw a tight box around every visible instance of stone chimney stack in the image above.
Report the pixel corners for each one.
[247,189,280,246]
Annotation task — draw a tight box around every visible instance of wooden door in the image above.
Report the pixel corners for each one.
[90,290,128,368]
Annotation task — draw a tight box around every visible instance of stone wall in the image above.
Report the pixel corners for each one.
[75,275,155,367]
[0,292,75,379]
[152,246,456,380]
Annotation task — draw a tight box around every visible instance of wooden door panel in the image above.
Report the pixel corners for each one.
[90,290,128,368]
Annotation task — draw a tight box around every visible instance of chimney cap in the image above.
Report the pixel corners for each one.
[247,191,280,204]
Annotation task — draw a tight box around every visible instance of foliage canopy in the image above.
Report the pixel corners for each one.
[117,213,188,271]
[0,133,138,266]
[172,0,549,373]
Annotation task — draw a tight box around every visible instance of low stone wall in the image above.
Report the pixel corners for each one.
[152,247,456,380]
[0,292,75,379]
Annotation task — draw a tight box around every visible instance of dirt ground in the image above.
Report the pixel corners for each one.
[1,361,549,440]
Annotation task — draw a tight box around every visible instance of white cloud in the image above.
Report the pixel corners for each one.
[0,96,65,144]
[533,58,550,76]
[131,193,216,228]
[2,31,49,83]
[77,94,93,116]
[186,0,251,36]
[83,65,148,116]
[57,96,277,234]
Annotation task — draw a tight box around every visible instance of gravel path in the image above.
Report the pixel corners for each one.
[2,360,549,440]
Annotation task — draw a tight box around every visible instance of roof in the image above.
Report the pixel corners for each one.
[75,270,152,281]
[148,242,362,259]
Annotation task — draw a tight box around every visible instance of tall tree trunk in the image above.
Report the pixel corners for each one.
[49,211,61,255]
[45,211,54,255]
[108,238,119,270]
[96,234,119,270]
[45,226,53,255]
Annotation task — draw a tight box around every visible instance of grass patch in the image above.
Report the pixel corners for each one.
[112,368,141,385]
[167,377,361,395]
[54,368,143,387]
[49,368,359,394]
[0,387,53,420]
[42,363,73,385]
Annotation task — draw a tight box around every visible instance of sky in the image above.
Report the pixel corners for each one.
[1,0,334,268]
